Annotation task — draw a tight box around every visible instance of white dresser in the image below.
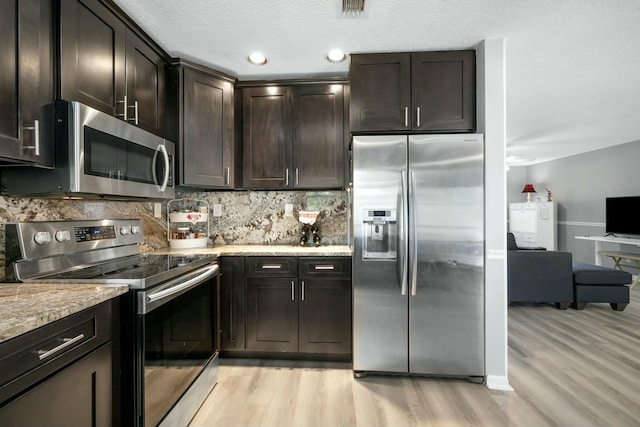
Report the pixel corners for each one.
[508,202,557,250]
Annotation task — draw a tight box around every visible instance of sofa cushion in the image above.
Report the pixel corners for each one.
[572,261,632,285]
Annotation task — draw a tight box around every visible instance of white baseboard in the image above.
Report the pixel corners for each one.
[485,375,514,391]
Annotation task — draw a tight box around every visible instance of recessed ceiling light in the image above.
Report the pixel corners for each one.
[326,49,346,63]
[248,52,267,65]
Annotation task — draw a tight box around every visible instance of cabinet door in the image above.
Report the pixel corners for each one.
[292,85,345,189]
[0,344,112,427]
[0,0,54,165]
[181,68,234,187]
[246,277,298,352]
[0,1,18,161]
[220,257,246,351]
[349,53,411,132]
[242,86,292,189]
[299,278,351,354]
[411,50,475,132]
[125,29,166,136]
[59,0,126,117]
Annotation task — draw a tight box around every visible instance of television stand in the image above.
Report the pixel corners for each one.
[575,235,640,265]
[599,251,640,289]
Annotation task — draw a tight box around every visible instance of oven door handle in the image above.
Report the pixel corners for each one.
[139,264,219,314]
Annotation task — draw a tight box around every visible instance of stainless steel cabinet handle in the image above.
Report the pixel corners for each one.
[291,280,295,301]
[285,168,290,186]
[416,106,421,127]
[261,264,282,270]
[225,167,230,185]
[116,95,128,121]
[22,119,40,156]
[295,168,299,185]
[314,265,335,270]
[301,280,305,301]
[128,100,139,125]
[38,333,85,361]
[410,169,418,296]
[404,107,409,127]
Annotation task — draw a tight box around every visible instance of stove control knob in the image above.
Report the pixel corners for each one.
[130,225,141,235]
[55,230,71,242]
[120,226,130,236]
[34,231,52,245]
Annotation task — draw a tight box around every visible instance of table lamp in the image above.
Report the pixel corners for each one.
[522,184,536,202]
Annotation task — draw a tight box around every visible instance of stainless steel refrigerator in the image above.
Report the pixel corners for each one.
[352,134,484,378]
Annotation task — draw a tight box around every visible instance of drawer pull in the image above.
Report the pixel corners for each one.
[261,264,283,270]
[314,265,335,270]
[37,333,85,361]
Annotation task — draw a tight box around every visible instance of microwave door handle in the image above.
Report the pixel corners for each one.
[155,144,170,192]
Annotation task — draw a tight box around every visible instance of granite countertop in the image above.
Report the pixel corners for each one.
[0,245,350,344]
[150,244,353,257]
[0,283,129,344]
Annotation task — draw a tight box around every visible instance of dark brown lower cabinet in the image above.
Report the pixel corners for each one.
[298,278,351,354]
[220,256,246,350]
[241,256,352,357]
[246,277,299,352]
[0,343,112,427]
[0,300,115,427]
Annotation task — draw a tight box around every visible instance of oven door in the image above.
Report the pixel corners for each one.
[136,263,219,427]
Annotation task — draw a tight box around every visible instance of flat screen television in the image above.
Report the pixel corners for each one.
[605,196,640,236]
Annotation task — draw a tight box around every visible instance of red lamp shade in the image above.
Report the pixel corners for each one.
[521,184,536,194]
[522,184,536,202]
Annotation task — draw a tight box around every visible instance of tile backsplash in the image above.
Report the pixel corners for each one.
[0,190,348,280]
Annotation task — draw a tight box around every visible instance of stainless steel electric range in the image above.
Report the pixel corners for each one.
[5,219,219,427]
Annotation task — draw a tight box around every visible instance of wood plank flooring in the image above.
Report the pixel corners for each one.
[190,287,640,427]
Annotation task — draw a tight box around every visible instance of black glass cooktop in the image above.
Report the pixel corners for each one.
[36,253,216,289]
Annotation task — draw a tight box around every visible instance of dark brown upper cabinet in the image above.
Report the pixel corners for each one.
[0,0,54,166]
[59,0,167,137]
[242,86,292,189]
[350,50,476,133]
[242,83,346,190]
[168,60,238,188]
[292,85,345,189]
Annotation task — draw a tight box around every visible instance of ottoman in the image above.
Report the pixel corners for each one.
[572,262,632,311]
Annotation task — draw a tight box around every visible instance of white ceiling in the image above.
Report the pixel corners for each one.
[114,0,640,165]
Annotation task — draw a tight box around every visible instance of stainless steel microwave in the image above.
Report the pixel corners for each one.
[0,101,175,200]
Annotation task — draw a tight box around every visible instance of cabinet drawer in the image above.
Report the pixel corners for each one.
[298,257,352,278]
[0,300,112,404]
[245,257,297,277]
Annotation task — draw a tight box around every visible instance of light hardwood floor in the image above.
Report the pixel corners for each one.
[190,287,640,427]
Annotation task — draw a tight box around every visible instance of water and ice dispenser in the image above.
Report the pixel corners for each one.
[362,209,397,260]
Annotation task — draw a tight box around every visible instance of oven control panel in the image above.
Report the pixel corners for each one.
[6,219,144,260]
[74,225,117,242]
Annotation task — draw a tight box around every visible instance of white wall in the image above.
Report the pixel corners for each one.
[478,38,512,391]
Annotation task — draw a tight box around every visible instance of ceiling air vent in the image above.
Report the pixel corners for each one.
[342,0,365,14]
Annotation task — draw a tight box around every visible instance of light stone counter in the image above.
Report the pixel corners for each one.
[0,283,128,343]
[150,244,353,257]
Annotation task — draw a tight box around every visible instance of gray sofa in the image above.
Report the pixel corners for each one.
[507,233,574,309]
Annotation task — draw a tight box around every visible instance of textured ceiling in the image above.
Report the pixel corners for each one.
[113,0,640,165]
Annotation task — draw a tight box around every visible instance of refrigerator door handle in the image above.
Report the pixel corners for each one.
[399,171,408,296]
[409,169,418,296]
